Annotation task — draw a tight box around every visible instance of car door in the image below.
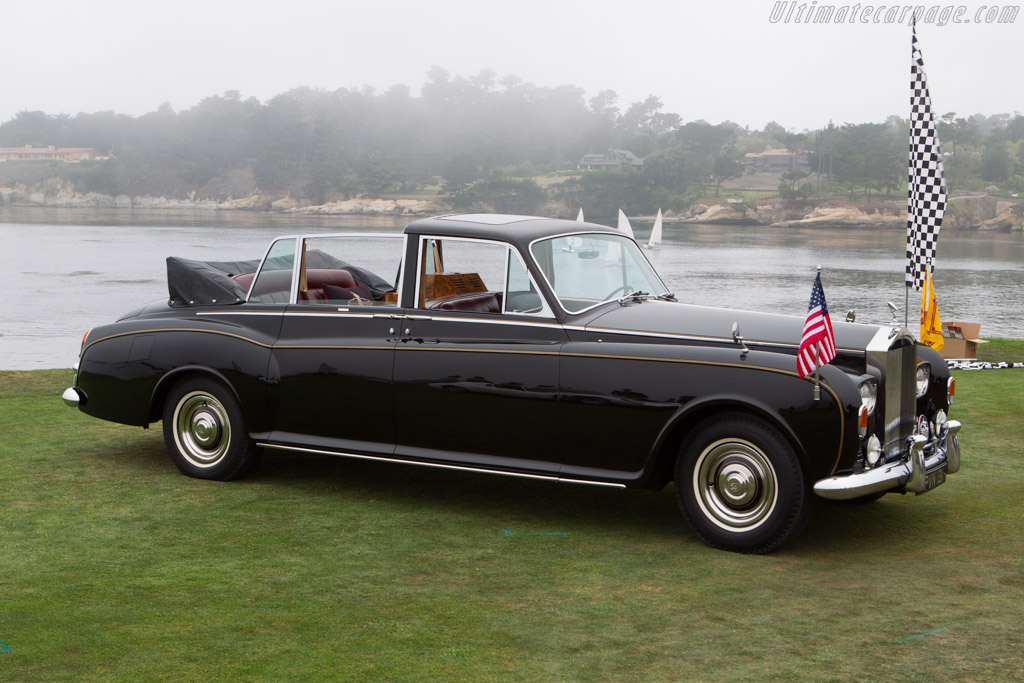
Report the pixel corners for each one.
[392,236,568,474]
[265,234,406,455]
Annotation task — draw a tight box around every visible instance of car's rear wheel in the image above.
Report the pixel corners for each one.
[675,413,808,554]
[162,376,260,481]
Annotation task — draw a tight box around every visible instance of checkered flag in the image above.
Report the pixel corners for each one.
[906,20,946,290]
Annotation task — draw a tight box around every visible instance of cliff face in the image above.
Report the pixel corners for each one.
[0,179,445,215]
[680,195,1019,230]
[2,175,1021,228]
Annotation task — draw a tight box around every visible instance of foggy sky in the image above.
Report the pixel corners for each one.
[4,0,1021,132]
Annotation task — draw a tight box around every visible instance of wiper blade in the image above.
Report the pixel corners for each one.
[616,291,650,305]
[617,291,676,306]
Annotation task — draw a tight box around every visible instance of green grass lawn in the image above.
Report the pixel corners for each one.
[1,369,1022,681]
[978,337,1024,363]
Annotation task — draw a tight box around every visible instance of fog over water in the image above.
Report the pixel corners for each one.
[3,1,1019,131]
[1,208,1021,370]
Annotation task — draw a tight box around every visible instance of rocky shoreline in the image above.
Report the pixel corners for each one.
[677,195,1023,231]
[2,181,1021,230]
[0,183,446,217]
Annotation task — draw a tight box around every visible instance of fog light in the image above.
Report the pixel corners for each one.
[866,435,882,466]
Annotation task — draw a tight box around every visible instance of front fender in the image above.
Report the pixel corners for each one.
[640,356,861,488]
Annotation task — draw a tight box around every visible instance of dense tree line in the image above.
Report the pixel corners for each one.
[2,68,1023,214]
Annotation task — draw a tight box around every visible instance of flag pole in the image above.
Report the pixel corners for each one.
[814,265,821,401]
[905,284,910,330]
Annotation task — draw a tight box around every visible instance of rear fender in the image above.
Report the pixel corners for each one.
[149,366,240,424]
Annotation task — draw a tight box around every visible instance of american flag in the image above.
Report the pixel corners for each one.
[797,273,836,379]
[906,20,946,290]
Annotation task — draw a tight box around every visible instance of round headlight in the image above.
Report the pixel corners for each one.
[858,378,878,415]
[916,363,931,398]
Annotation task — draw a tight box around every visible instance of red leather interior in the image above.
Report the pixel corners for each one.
[232,269,358,301]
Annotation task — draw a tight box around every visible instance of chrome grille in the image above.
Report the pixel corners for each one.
[883,334,917,456]
[867,327,918,458]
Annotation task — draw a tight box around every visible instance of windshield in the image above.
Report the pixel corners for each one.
[530,233,669,313]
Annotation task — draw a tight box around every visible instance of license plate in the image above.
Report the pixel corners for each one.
[919,467,947,494]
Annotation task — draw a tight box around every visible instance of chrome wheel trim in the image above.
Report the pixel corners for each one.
[693,438,778,532]
[172,391,231,468]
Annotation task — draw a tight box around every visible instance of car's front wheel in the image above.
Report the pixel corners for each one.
[675,413,808,554]
[162,376,260,481]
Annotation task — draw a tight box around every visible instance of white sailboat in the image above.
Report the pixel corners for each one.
[645,209,663,249]
[576,208,585,222]
[616,209,635,239]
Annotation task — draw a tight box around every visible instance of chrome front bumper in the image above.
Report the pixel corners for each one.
[62,386,84,407]
[813,419,961,501]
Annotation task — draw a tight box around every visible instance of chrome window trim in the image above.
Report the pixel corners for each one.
[412,234,555,319]
[501,245,511,313]
[245,232,407,306]
[281,311,384,319]
[410,314,563,330]
[196,311,288,317]
[299,233,407,307]
[503,247,555,318]
[527,231,671,317]
[245,235,301,304]
[290,237,303,303]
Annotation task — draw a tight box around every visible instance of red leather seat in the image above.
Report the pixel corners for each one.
[231,269,358,302]
[299,269,357,301]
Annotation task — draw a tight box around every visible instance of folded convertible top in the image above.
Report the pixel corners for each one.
[167,250,394,306]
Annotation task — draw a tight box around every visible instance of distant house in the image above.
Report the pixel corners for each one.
[578,149,644,171]
[742,148,809,174]
[0,145,99,162]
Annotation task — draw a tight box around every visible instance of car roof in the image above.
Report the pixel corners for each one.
[404,213,623,250]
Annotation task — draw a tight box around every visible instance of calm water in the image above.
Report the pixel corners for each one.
[2,207,1022,370]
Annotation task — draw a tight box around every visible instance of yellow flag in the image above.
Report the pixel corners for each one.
[921,265,944,350]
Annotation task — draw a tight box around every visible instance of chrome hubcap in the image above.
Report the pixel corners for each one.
[173,391,231,467]
[694,438,778,531]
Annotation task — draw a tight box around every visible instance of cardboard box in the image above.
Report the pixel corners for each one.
[940,321,988,359]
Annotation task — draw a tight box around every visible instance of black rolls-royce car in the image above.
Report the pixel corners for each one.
[62,214,962,553]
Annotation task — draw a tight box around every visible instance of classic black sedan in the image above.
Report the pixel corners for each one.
[62,214,962,553]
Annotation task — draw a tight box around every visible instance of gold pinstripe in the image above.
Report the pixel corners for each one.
[85,326,847,474]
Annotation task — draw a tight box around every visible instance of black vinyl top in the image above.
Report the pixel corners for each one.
[404,214,622,249]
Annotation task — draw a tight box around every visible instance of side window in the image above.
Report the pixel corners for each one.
[417,238,507,313]
[505,250,551,316]
[248,238,296,304]
[300,236,403,306]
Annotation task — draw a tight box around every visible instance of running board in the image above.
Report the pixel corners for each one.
[257,442,627,488]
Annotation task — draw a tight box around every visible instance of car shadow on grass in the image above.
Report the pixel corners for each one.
[83,434,961,555]
[248,449,692,544]
[792,493,959,555]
